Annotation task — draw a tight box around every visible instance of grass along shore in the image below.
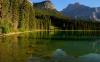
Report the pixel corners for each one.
[0,30,100,37]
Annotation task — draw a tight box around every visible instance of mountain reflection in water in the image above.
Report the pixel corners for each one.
[0,31,100,62]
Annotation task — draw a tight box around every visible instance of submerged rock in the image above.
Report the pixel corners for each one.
[27,49,76,62]
[51,49,75,62]
[53,49,67,59]
[79,53,100,62]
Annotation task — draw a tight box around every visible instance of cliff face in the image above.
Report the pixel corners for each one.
[33,0,55,10]
[61,3,100,21]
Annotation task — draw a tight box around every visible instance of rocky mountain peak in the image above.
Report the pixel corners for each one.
[73,2,80,7]
[67,2,90,10]
[33,0,55,10]
[61,3,100,21]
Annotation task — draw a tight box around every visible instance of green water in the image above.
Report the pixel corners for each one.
[0,31,100,62]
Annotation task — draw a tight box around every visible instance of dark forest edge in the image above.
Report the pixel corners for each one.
[0,0,100,35]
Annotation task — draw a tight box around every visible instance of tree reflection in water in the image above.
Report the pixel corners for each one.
[0,31,100,62]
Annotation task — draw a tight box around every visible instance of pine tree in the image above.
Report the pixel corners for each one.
[0,0,2,33]
[18,0,30,31]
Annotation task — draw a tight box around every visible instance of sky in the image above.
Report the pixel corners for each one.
[29,0,100,11]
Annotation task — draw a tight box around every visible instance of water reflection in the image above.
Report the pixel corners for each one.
[0,31,100,62]
[0,35,28,62]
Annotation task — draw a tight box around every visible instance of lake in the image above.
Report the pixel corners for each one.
[0,31,100,62]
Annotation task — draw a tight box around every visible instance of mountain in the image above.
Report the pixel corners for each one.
[61,2,100,21]
[0,0,65,34]
[1,0,100,34]
[33,0,55,10]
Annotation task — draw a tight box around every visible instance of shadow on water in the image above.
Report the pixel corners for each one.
[0,31,100,62]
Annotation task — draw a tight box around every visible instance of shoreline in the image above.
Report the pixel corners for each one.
[0,30,100,36]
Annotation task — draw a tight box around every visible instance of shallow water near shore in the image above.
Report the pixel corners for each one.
[0,31,100,62]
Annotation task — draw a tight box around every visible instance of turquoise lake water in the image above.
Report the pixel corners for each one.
[0,31,100,62]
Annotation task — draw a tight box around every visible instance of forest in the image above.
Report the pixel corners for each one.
[0,0,100,34]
